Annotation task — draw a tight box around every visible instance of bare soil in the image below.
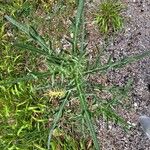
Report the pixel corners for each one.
[86,0,150,149]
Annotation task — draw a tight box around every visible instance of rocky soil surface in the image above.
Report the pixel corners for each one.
[87,0,150,149]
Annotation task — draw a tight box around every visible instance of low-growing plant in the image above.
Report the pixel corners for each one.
[95,0,124,34]
[1,1,150,150]
[0,1,87,150]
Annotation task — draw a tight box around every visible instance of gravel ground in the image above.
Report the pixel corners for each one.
[87,0,150,149]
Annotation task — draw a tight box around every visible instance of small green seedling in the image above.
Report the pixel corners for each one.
[95,0,124,34]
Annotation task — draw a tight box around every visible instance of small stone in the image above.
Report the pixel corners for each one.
[139,115,150,139]
[134,102,138,107]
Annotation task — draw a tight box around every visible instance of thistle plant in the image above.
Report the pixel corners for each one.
[95,0,124,34]
[2,1,150,150]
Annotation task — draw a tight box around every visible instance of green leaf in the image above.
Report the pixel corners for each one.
[47,91,70,150]
[0,71,53,85]
[5,15,50,53]
[75,76,100,150]
[29,26,50,52]
[73,0,85,54]
[5,15,29,35]
[15,43,48,56]
[85,50,150,74]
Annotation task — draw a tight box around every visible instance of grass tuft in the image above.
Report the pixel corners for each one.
[95,0,125,34]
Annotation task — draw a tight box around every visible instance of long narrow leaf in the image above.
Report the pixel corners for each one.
[47,91,70,150]
[80,9,87,58]
[73,0,85,54]
[5,15,50,53]
[5,15,29,35]
[29,26,50,52]
[15,43,66,66]
[15,43,48,56]
[85,50,150,74]
[75,76,100,150]
[0,71,54,85]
